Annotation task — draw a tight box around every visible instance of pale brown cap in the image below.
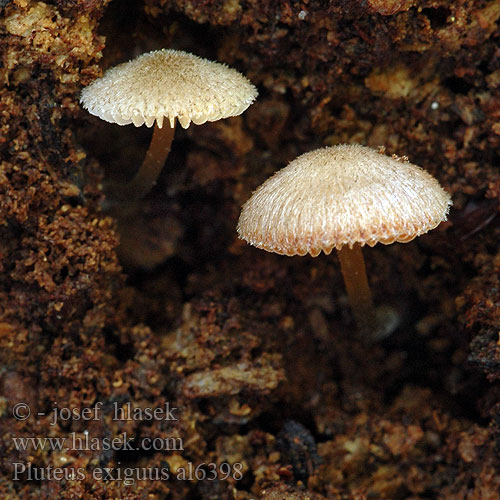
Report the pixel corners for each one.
[80,49,257,129]
[237,144,452,257]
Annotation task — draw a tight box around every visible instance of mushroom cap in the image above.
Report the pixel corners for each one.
[80,49,258,129]
[237,144,452,257]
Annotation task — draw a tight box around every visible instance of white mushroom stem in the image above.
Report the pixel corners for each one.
[121,123,176,200]
[337,244,375,332]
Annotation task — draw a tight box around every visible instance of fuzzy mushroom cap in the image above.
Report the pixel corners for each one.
[237,144,452,257]
[80,49,258,129]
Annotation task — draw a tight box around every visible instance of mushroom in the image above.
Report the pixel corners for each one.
[80,49,258,200]
[237,144,452,332]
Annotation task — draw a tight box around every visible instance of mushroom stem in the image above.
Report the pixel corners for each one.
[120,123,176,200]
[337,244,375,332]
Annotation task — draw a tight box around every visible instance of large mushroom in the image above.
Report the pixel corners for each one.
[237,144,452,332]
[80,49,257,200]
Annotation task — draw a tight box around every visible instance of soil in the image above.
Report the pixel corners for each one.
[1,0,499,498]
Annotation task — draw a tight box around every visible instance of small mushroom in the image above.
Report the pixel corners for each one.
[80,49,257,200]
[237,144,452,332]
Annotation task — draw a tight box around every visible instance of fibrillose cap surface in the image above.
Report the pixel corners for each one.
[80,49,258,129]
[237,144,452,257]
